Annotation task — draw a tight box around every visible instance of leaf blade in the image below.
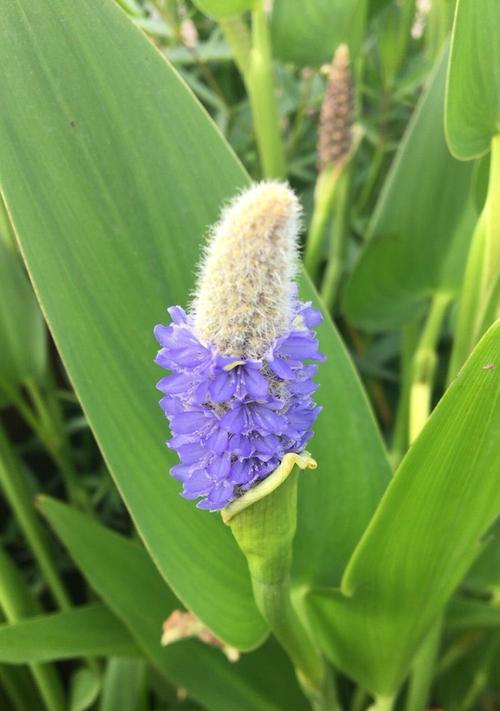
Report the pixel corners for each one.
[0,604,139,663]
[446,0,500,159]
[343,48,475,331]
[308,322,500,694]
[0,0,262,650]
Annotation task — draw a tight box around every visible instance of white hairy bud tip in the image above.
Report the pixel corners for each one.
[191,182,301,359]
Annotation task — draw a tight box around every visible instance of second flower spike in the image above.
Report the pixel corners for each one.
[154,182,324,511]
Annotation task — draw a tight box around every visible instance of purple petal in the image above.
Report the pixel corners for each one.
[170,410,208,434]
[242,367,268,398]
[220,404,247,434]
[267,357,295,380]
[183,469,212,497]
[209,371,236,402]
[279,333,322,359]
[177,441,206,464]
[167,306,187,324]
[300,304,323,328]
[207,452,231,480]
[197,481,234,510]
[228,434,254,457]
[156,372,193,395]
[206,428,229,455]
[250,403,286,434]
[154,324,175,347]
[231,459,253,485]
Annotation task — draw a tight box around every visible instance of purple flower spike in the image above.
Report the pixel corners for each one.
[154,182,324,511]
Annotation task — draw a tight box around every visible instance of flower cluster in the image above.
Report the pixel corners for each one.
[154,182,324,511]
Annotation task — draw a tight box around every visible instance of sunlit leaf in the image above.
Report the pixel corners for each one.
[308,323,500,695]
[99,658,147,711]
[270,0,367,66]
[0,0,390,620]
[344,48,475,331]
[0,0,263,650]
[39,496,307,711]
[446,0,500,159]
[0,237,46,397]
[0,605,139,663]
[69,668,100,711]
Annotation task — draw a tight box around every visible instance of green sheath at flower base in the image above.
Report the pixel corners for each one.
[222,455,338,711]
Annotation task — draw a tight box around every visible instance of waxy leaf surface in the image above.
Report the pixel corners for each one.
[271,0,367,66]
[40,497,307,711]
[446,0,500,159]
[0,0,389,641]
[0,605,139,663]
[308,323,500,695]
[344,49,475,331]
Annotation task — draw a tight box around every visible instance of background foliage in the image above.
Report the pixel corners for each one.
[0,0,498,710]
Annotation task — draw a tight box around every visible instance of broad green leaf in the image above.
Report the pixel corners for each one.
[0,236,46,396]
[0,604,139,663]
[446,0,500,159]
[270,0,367,66]
[39,496,307,711]
[193,0,256,18]
[69,668,100,711]
[0,0,261,650]
[307,323,500,695]
[343,48,475,331]
[0,0,390,620]
[99,658,147,711]
[293,283,391,587]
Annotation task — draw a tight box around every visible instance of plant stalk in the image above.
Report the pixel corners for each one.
[320,166,351,310]
[226,464,339,711]
[371,695,395,711]
[390,322,419,466]
[220,6,286,178]
[408,291,451,443]
[304,167,340,280]
[404,620,442,711]
[0,422,71,610]
[0,546,65,711]
[25,378,90,513]
[447,134,500,382]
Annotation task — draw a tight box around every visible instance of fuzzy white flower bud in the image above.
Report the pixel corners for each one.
[191,181,301,359]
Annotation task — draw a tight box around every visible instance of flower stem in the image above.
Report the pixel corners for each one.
[320,166,351,310]
[26,378,90,510]
[371,695,395,711]
[409,291,451,443]
[304,167,340,281]
[247,3,286,178]
[390,322,419,466]
[221,5,286,178]
[404,621,442,711]
[0,421,71,610]
[226,464,339,710]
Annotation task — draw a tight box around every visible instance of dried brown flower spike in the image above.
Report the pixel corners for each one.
[317,44,354,173]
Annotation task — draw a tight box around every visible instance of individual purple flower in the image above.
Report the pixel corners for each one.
[154,182,324,511]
